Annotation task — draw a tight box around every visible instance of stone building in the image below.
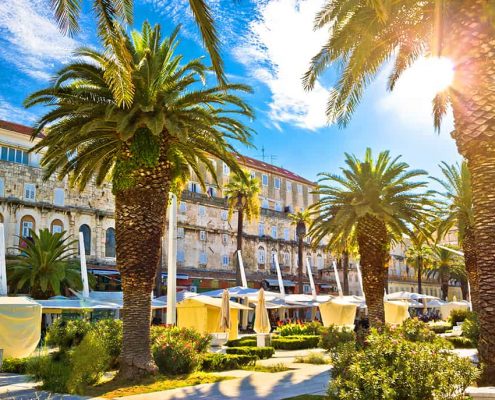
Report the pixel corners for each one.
[0,119,336,294]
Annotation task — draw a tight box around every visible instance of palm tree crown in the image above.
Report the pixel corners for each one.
[224,170,261,222]
[426,245,465,301]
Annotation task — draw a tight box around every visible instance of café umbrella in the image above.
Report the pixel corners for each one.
[218,289,231,332]
[254,288,271,334]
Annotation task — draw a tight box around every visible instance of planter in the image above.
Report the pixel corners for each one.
[466,387,495,399]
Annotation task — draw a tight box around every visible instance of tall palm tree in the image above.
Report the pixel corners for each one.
[405,221,434,295]
[289,210,311,294]
[309,149,431,325]
[7,229,82,299]
[224,169,261,285]
[24,22,252,378]
[432,161,479,311]
[426,246,464,301]
[304,0,495,382]
[49,0,225,107]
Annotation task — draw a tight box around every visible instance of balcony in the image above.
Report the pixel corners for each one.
[181,190,228,208]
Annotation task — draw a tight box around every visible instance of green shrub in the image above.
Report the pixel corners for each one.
[152,326,210,375]
[201,353,256,371]
[446,336,475,349]
[272,335,320,350]
[427,321,452,334]
[45,319,92,352]
[398,318,447,346]
[328,324,479,400]
[92,319,122,367]
[1,357,30,374]
[449,309,470,326]
[294,352,329,365]
[27,354,71,394]
[225,346,275,359]
[319,325,356,353]
[276,322,323,336]
[225,337,257,347]
[462,312,479,346]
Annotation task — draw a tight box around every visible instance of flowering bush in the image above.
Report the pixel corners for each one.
[319,325,356,353]
[151,326,211,375]
[276,321,323,336]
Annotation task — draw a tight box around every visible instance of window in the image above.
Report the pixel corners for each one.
[51,219,64,234]
[317,254,324,269]
[284,228,290,241]
[177,227,185,238]
[258,223,264,237]
[275,202,282,212]
[284,252,290,266]
[250,170,256,179]
[79,224,91,255]
[221,210,228,221]
[303,284,311,294]
[207,187,216,197]
[20,215,35,239]
[199,251,208,265]
[0,178,4,197]
[262,174,268,186]
[199,230,207,241]
[222,255,229,266]
[271,226,277,238]
[0,145,28,165]
[53,188,64,206]
[222,233,229,245]
[223,162,230,175]
[274,177,280,190]
[297,184,303,194]
[271,249,277,268]
[287,181,292,192]
[190,182,200,193]
[105,228,116,258]
[179,202,187,213]
[198,205,206,217]
[257,247,266,264]
[177,249,185,263]
[261,199,269,209]
[24,183,36,201]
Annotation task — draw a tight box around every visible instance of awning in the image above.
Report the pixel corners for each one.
[162,273,190,280]
[263,279,295,287]
[320,284,334,289]
[88,269,119,276]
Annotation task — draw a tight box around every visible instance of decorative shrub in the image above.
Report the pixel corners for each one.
[45,319,92,352]
[27,354,71,394]
[276,321,323,336]
[449,309,470,326]
[225,337,257,347]
[1,357,30,374]
[461,312,479,346]
[427,321,453,334]
[152,326,210,375]
[328,323,479,400]
[319,325,356,352]
[91,319,122,367]
[225,346,275,359]
[398,318,447,346]
[446,336,475,349]
[201,353,256,371]
[272,335,320,350]
[294,352,329,365]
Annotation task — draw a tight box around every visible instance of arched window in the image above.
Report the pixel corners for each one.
[20,215,35,239]
[79,224,91,255]
[257,247,266,264]
[270,249,277,269]
[105,227,116,258]
[317,254,324,269]
[283,251,290,266]
[51,219,64,234]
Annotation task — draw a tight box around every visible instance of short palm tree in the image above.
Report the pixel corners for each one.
[224,169,261,285]
[426,246,464,301]
[405,221,435,295]
[7,229,82,299]
[289,210,312,294]
[310,149,431,325]
[304,0,495,382]
[432,161,478,311]
[25,22,252,378]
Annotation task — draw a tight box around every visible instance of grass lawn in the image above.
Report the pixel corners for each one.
[241,362,291,373]
[84,372,233,398]
[282,395,326,400]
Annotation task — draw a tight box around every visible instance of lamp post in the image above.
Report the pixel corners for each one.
[296,219,306,294]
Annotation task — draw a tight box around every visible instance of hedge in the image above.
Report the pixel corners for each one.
[225,337,257,347]
[225,347,275,359]
[427,322,452,334]
[446,336,475,349]
[201,353,257,371]
[0,357,30,374]
[272,335,320,350]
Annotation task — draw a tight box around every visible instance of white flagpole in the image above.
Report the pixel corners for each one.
[78,232,90,298]
[166,193,178,325]
[237,251,248,288]
[274,254,285,297]
[356,262,365,299]
[332,260,343,297]
[0,224,7,296]
[306,258,317,301]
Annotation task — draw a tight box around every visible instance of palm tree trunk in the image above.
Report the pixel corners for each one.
[342,250,350,296]
[356,214,388,326]
[448,0,495,384]
[115,158,171,379]
[417,256,423,295]
[297,237,304,294]
[440,271,449,301]
[235,203,243,286]
[462,226,479,312]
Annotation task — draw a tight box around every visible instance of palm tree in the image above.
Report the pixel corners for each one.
[24,22,252,378]
[224,169,261,285]
[432,161,479,311]
[309,149,431,325]
[49,0,225,107]
[304,0,495,382]
[405,221,434,295]
[7,229,82,299]
[289,210,311,294]
[427,246,464,301]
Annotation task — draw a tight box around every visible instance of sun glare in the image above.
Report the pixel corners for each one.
[401,57,455,97]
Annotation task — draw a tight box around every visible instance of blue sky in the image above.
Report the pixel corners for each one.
[0,0,460,183]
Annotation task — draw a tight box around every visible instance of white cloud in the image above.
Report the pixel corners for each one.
[0,0,79,80]
[0,97,36,125]
[233,0,330,130]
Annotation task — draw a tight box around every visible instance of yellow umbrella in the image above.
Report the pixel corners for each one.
[254,288,271,334]
[218,289,231,332]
